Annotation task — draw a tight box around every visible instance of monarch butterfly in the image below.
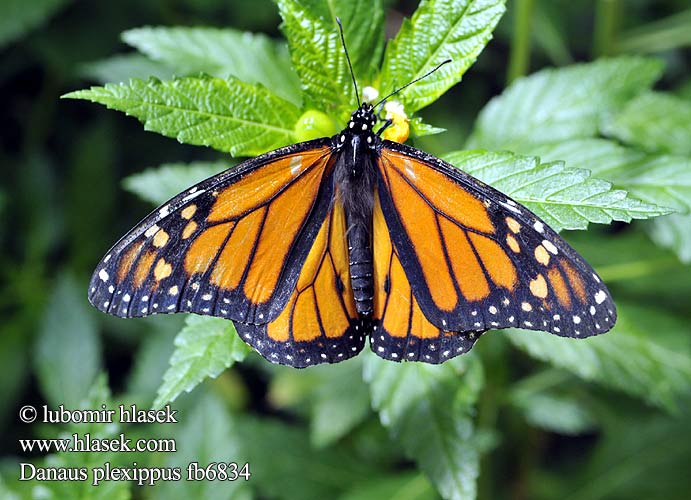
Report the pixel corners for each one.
[88,26,616,368]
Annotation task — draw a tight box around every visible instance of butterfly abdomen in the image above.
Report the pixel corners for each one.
[347,222,373,316]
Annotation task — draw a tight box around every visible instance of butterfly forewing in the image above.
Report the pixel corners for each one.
[88,140,335,325]
[376,141,617,339]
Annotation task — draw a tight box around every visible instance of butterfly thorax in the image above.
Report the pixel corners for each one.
[332,104,380,317]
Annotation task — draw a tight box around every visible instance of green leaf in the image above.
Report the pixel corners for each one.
[80,54,173,84]
[63,75,300,157]
[601,92,691,156]
[0,0,69,48]
[235,416,369,500]
[443,150,670,232]
[467,57,664,150]
[123,161,231,205]
[410,117,446,138]
[276,0,384,117]
[35,273,102,407]
[647,214,691,264]
[364,352,484,500]
[308,359,371,447]
[122,26,301,105]
[154,315,251,408]
[380,0,506,113]
[505,301,691,413]
[527,139,691,214]
[340,473,437,500]
[510,371,598,435]
[567,409,691,500]
[153,392,249,500]
[617,8,691,54]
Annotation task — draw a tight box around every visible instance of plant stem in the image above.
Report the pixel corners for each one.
[593,0,620,57]
[507,0,535,84]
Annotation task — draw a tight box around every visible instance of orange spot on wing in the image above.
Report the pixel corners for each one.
[133,250,157,289]
[438,218,490,301]
[547,266,572,309]
[184,222,234,275]
[210,207,265,290]
[242,166,323,304]
[561,259,587,303]
[468,233,517,291]
[208,147,328,222]
[387,166,457,312]
[382,151,494,234]
[117,241,144,283]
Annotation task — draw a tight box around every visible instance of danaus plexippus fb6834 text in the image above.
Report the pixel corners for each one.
[88,22,616,368]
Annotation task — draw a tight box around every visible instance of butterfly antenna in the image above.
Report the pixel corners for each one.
[373,59,452,108]
[336,17,361,107]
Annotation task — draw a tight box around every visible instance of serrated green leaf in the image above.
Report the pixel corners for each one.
[122,26,301,105]
[505,302,691,412]
[63,76,300,156]
[364,352,484,500]
[380,0,505,113]
[443,150,670,232]
[123,161,231,205]
[35,273,102,407]
[410,117,446,138]
[154,315,250,408]
[80,54,173,84]
[528,139,691,214]
[276,0,383,118]
[467,57,664,150]
[647,213,691,264]
[601,92,691,156]
[0,0,69,48]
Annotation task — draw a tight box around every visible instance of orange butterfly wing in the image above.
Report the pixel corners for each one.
[375,142,616,342]
[88,140,336,325]
[371,192,481,363]
[235,197,365,367]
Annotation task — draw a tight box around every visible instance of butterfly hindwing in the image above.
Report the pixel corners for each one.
[371,192,481,363]
[235,196,365,367]
[88,139,335,325]
[376,141,617,339]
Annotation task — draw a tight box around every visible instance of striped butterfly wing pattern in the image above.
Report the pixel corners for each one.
[370,141,616,363]
[89,140,336,326]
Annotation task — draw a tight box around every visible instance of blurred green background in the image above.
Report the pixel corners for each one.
[1,0,690,499]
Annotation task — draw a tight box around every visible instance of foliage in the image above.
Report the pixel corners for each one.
[3,0,691,499]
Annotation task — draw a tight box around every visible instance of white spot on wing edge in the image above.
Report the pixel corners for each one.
[144,224,160,238]
[533,221,545,233]
[594,290,607,304]
[99,269,109,282]
[500,199,521,214]
[542,239,558,255]
[158,206,170,218]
